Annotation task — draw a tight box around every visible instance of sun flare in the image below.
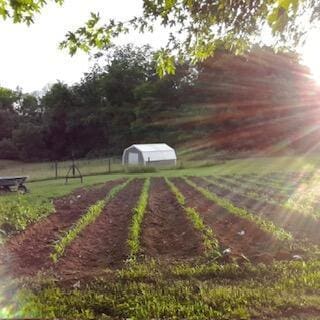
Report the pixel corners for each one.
[302,30,320,84]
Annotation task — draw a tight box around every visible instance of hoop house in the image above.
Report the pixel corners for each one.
[122,144,177,166]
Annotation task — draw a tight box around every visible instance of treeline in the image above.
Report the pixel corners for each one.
[176,47,320,157]
[1,45,319,161]
[0,45,191,161]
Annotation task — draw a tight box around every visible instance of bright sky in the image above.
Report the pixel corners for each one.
[301,29,320,83]
[0,1,318,92]
[0,0,168,93]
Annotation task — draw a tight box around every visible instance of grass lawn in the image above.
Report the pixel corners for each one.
[17,155,320,199]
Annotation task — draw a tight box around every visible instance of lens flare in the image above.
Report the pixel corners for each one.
[302,30,320,84]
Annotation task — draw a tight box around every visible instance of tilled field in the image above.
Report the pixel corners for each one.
[140,178,204,260]
[55,179,144,277]
[1,173,320,280]
[0,179,123,277]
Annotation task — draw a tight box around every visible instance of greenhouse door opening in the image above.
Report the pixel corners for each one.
[128,152,139,164]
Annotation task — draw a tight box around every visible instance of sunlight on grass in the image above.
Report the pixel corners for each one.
[284,171,320,217]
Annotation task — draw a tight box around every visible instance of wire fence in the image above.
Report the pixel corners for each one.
[0,157,223,182]
[0,158,124,182]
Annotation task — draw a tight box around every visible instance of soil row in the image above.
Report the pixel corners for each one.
[55,179,144,277]
[172,178,293,263]
[140,178,204,260]
[214,176,291,202]
[0,179,123,277]
[217,175,320,212]
[1,176,302,279]
[193,177,320,244]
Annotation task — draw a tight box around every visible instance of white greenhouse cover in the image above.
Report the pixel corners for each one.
[125,144,177,163]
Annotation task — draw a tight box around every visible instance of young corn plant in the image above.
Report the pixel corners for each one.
[165,177,220,257]
[183,177,293,242]
[51,178,132,263]
[127,178,151,261]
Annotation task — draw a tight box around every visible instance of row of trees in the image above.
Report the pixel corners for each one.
[0,45,191,161]
[182,47,320,156]
[1,45,319,161]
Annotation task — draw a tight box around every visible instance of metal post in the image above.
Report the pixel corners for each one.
[55,161,58,179]
[108,158,111,173]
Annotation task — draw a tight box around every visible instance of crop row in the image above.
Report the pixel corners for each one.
[251,172,312,185]
[206,176,283,205]
[165,178,220,257]
[238,173,304,188]
[205,176,319,219]
[211,176,320,219]
[231,175,296,192]
[223,174,293,195]
[184,177,293,241]
[51,179,133,262]
[127,178,151,260]
[217,175,290,197]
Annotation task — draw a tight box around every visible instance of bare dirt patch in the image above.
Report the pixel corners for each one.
[194,177,320,245]
[172,178,291,263]
[140,178,204,260]
[0,179,123,277]
[55,179,143,277]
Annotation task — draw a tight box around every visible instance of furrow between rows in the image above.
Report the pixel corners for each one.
[55,179,144,277]
[197,176,320,244]
[172,178,293,263]
[0,179,124,277]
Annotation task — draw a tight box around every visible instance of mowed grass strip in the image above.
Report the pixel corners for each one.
[165,178,220,256]
[183,177,293,241]
[51,178,132,262]
[128,178,151,260]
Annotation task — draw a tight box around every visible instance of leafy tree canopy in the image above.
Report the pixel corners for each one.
[0,0,63,24]
[1,1,319,75]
